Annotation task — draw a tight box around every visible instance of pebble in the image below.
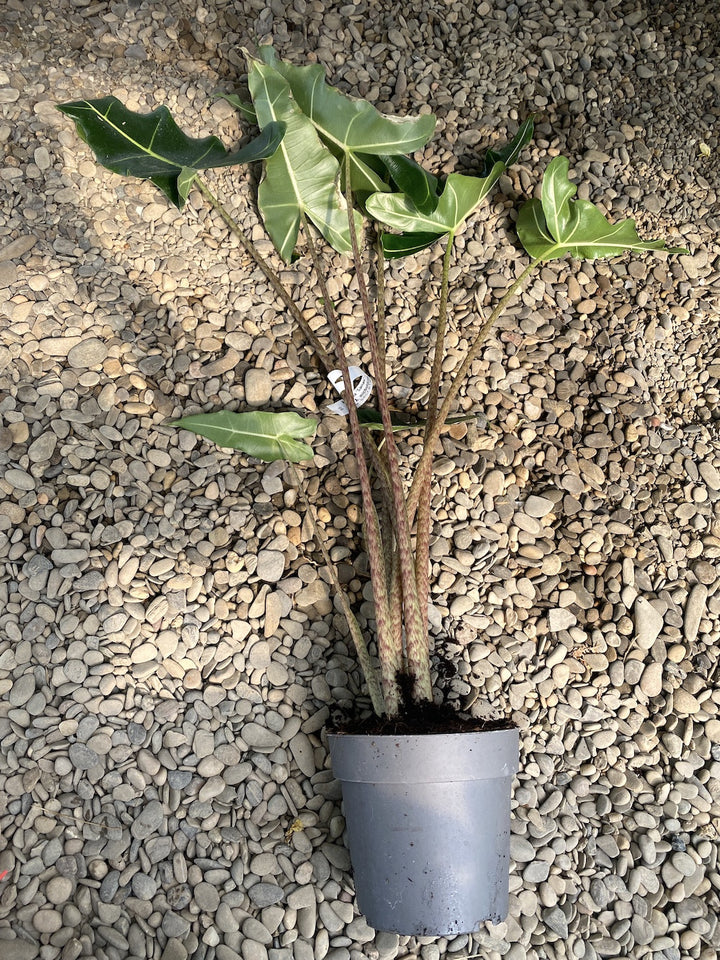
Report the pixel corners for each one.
[548,608,576,631]
[256,549,285,582]
[245,368,273,405]
[634,597,664,649]
[639,660,663,697]
[684,584,707,642]
[131,800,164,839]
[68,743,100,770]
[0,942,40,960]
[32,910,63,934]
[248,883,285,907]
[46,876,73,904]
[194,882,220,912]
[67,338,108,368]
[241,722,281,750]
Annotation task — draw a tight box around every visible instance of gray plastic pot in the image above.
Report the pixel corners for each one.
[327,726,519,936]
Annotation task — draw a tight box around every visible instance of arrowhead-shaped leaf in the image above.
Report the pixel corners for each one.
[56,96,285,208]
[256,46,435,194]
[366,162,505,238]
[171,410,317,462]
[517,156,689,260]
[479,117,534,177]
[246,54,362,261]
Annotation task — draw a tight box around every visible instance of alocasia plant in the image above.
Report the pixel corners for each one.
[57,47,687,720]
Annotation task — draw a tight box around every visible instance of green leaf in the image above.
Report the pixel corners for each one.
[358,407,478,432]
[377,154,439,214]
[171,410,317,462]
[381,231,444,259]
[517,156,690,260]
[246,54,361,261]
[257,46,435,194]
[56,96,285,208]
[366,162,504,237]
[479,117,534,176]
[215,92,257,123]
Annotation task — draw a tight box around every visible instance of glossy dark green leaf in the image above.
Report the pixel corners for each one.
[56,96,285,208]
[377,154,439,214]
[358,407,477,432]
[517,157,689,260]
[381,231,445,259]
[171,410,317,462]
[479,116,534,177]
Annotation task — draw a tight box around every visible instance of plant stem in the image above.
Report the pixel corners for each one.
[289,462,385,715]
[375,229,388,395]
[415,235,454,638]
[302,218,400,714]
[407,259,540,526]
[194,176,335,373]
[344,155,432,706]
[425,235,455,432]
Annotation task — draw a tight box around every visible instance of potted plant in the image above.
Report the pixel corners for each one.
[57,47,686,936]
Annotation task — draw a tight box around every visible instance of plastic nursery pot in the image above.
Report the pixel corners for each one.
[327,725,519,936]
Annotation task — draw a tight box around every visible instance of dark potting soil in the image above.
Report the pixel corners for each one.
[328,675,514,736]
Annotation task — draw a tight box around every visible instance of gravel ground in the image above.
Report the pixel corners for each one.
[1,0,719,958]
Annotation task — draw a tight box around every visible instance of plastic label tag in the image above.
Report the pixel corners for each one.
[327,366,373,415]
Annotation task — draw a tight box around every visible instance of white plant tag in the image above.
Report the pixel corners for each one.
[327,366,374,415]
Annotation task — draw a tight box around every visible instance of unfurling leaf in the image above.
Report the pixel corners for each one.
[517,156,689,260]
[171,410,317,462]
[377,154,440,214]
[479,116,534,176]
[56,96,285,208]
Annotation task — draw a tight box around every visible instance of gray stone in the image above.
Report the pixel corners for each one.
[131,800,164,839]
[548,608,576,632]
[248,882,284,907]
[510,835,536,863]
[0,940,40,960]
[162,912,190,938]
[160,941,188,960]
[256,550,285,583]
[289,732,316,778]
[132,873,158,899]
[9,674,35,707]
[0,235,37,261]
[68,743,100,770]
[639,662,663,698]
[167,770,192,789]
[5,469,35,491]
[67,338,108,368]
[245,368,272,405]
[524,495,554,518]
[634,597,664,649]
[543,906,569,938]
[193,881,220,912]
[684,584,707,643]
[241,722,281,750]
